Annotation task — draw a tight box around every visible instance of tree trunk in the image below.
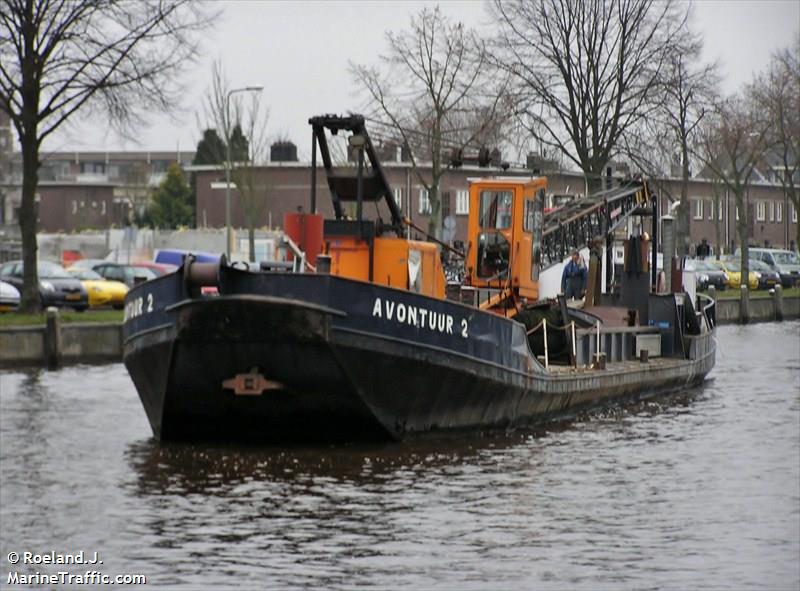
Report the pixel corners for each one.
[740,236,749,288]
[585,166,605,195]
[427,119,443,241]
[248,224,256,263]
[676,146,691,256]
[735,188,749,284]
[18,128,41,313]
[713,191,722,259]
[427,180,442,241]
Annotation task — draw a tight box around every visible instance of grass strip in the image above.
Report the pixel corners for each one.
[0,309,123,327]
[709,287,800,300]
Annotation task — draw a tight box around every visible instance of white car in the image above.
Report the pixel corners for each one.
[0,280,21,312]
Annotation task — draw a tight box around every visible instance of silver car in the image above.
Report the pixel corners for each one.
[0,280,21,311]
[744,248,800,287]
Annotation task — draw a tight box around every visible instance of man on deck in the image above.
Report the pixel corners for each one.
[561,249,587,300]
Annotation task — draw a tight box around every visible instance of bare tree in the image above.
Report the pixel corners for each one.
[617,30,719,253]
[752,35,800,249]
[0,0,211,312]
[698,93,769,283]
[351,7,509,240]
[200,61,269,262]
[658,30,719,255]
[124,162,152,224]
[231,94,270,262]
[491,0,688,192]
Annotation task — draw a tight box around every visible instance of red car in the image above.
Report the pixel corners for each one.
[131,262,178,277]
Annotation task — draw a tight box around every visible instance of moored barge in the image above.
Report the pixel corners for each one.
[123,115,715,443]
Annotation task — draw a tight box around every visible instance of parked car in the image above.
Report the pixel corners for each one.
[0,280,21,312]
[131,261,178,277]
[686,259,728,291]
[741,248,800,287]
[0,260,89,311]
[91,262,159,288]
[154,249,220,266]
[748,259,781,290]
[711,259,758,290]
[66,268,128,309]
[68,258,111,271]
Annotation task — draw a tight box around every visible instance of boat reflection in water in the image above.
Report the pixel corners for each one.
[125,384,709,497]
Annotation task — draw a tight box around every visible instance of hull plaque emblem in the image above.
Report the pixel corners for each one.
[223,368,283,396]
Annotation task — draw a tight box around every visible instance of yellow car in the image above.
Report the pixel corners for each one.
[711,260,759,290]
[67,268,129,308]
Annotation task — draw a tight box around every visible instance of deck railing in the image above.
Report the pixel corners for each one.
[527,318,665,370]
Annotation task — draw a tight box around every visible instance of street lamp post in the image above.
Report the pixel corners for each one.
[225,85,263,260]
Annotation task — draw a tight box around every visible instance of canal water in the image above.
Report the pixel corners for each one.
[1,322,798,590]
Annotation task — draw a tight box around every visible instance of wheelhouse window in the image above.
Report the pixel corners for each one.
[476,232,510,280]
[479,190,513,229]
[523,199,535,232]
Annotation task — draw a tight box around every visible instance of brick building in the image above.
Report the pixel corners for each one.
[0,137,795,253]
[193,160,798,253]
[2,150,194,231]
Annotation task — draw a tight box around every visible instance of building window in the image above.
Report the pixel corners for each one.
[776,202,783,223]
[418,188,430,214]
[793,203,798,223]
[707,199,714,221]
[101,201,106,215]
[718,200,723,221]
[71,200,77,215]
[393,188,403,210]
[456,190,469,215]
[769,201,775,222]
[693,199,703,220]
[735,206,739,221]
[756,201,766,221]
[80,162,105,174]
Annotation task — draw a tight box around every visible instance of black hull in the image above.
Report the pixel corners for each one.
[123,278,715,443]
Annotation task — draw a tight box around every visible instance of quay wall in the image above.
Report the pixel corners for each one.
[715,295,800,325]
[1,297,798,367]
[1,322,122,368]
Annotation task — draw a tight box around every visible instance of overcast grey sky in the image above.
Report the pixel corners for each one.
[48,0,799,158]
